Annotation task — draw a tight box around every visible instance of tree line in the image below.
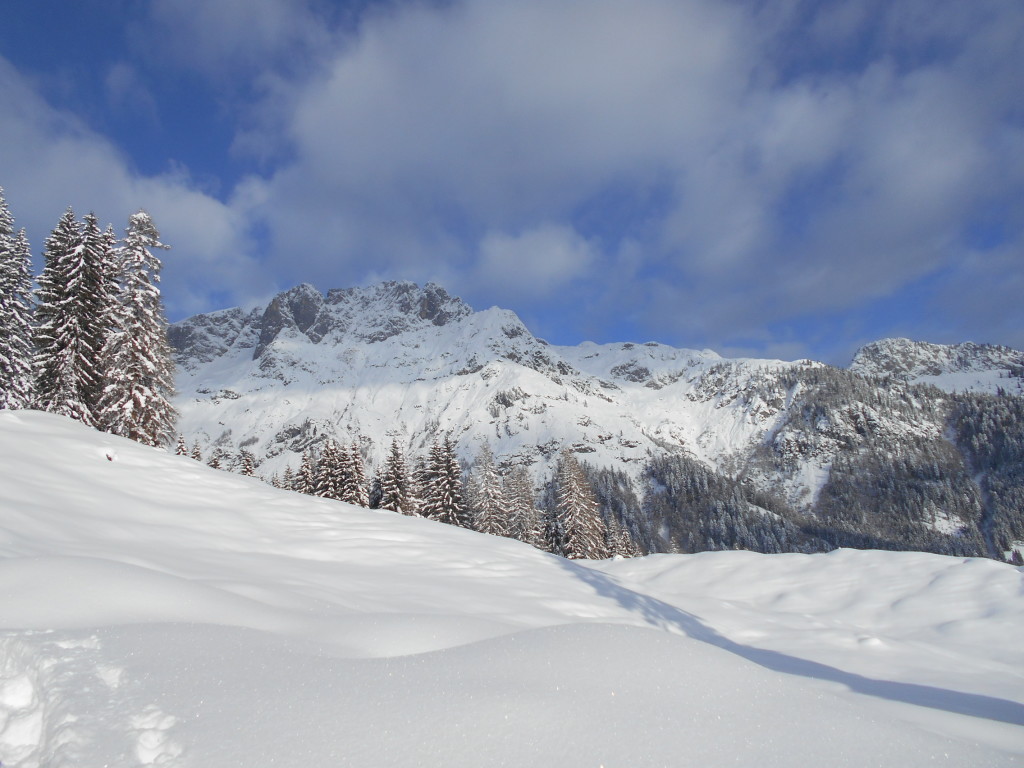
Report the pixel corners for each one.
[0,186,176,447]
[181,432,641,560]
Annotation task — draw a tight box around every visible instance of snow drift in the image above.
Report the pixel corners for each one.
[0,410,1022,766]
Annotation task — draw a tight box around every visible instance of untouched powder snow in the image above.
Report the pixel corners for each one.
[1,410,1022,767]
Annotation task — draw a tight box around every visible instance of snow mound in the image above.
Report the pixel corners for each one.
[1,410,1022,766]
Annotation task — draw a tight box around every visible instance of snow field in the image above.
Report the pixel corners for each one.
[1,410,1022,766]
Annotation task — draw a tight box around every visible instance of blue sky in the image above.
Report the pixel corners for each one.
[1,0,1022,364]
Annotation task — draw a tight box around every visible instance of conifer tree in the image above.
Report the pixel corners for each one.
[281,465,295,491]
[378,439,417,515]
[420,434,471,528]
[240,449,256,477]
[175,434,188,456]
[505,466,543,547]
[0,188,35,409]
[295,449,317,495]
[315,440,343,499]
[34,208,94,423]
[190,440,203,462]
[79,213,118,414]
[339,442,369,506]
[208,449,224,470]
[470,444,508,536]
[553,451,608,559]
[97,211,176,446]
[605,514,642,558]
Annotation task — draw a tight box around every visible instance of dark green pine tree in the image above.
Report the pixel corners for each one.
[96,211,176,446]
[378,439,417,515]
[0,188,35,410]
[420,434,472,528]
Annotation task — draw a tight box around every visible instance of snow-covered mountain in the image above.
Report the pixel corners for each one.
[851,337,1024,394]
[168,281,1024,557]
[170,284,859,488]
[1,410,1022,766]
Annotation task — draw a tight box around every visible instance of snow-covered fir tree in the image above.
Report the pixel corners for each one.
[604,515,642,558]
[240,449,256,477]
[34,208,96,424]
[190,440,203,462]
[175,434,188,456]
[96,211,176,446]
[469,444,508,537]
[315,440,344,500]
[505,465,544,549]
[339,442,369,506]
[295,449,317,495]
[78,213,119,416]
[0,188,35,410]
[281,465,295,490]
[378,439,417,515]
[552,451,608,559]
[420,434,472,528]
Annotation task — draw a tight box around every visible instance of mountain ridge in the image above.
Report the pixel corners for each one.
[169,281,1024,558]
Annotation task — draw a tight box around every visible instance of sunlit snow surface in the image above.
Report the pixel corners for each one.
[1,411,1022,767]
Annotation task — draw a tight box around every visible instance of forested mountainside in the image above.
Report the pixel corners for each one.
[169,281,1024,561]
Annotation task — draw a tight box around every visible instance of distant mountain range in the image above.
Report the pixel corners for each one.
[169,281,1024,559]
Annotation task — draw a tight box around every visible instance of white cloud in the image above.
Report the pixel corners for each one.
[244,0,1021,342]
[143,0,331,80]
[0,57,266,318]
[7,0,1022,356]
[475,224,596,298]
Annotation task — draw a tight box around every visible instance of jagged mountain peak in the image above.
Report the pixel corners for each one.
[172,281,478,366]
[325,280,472,326]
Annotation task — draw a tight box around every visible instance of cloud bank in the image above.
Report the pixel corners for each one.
[2,0,1021,361]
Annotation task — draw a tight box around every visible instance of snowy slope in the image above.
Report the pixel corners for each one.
[1,410,1022,766]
